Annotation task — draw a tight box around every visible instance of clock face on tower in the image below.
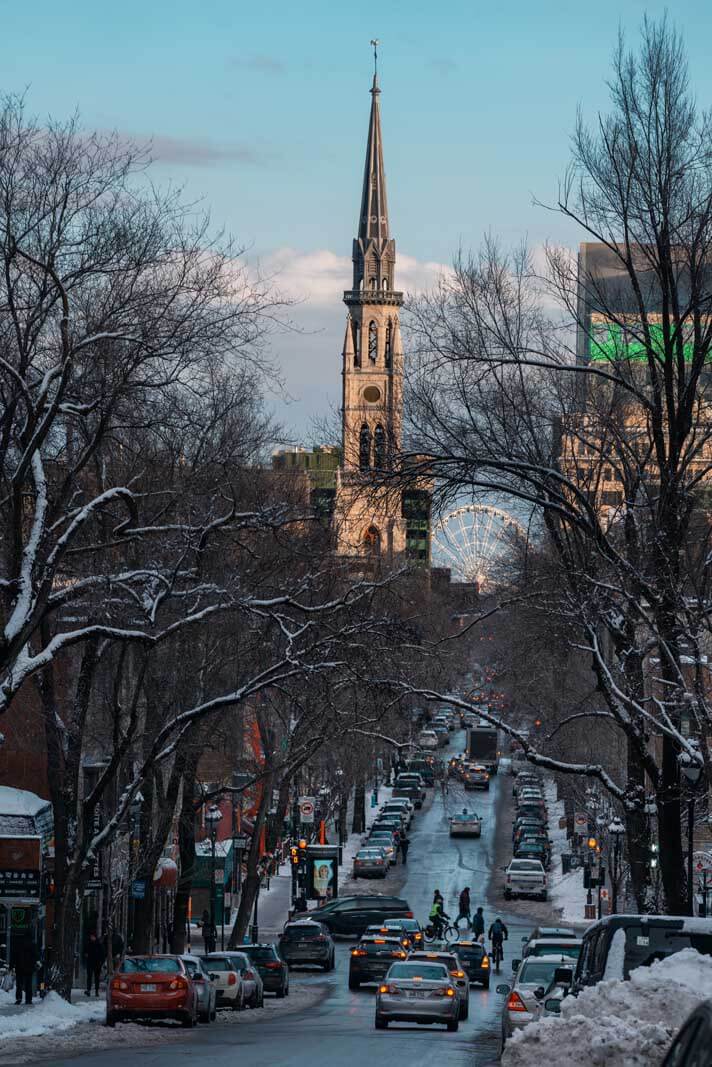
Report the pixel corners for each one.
[363,385,382,403]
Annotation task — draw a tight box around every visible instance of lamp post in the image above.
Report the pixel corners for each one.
[126,791,143,949]
[680,759,702,917]
[205,804,223,952]
[608,817,625,914]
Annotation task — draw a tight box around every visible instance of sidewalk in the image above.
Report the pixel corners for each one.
[0,987,104,1037]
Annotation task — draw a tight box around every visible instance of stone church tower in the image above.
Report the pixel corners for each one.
[333,68,410,562]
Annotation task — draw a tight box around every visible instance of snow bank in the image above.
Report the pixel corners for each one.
[0,992,104,1040]
[0,785,50,817]
[502,948,712,1067]
[545,781,590,924]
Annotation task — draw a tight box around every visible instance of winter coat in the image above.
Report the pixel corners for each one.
[472,912,485,936]
[14,939,39,975]
[85,938,105,967]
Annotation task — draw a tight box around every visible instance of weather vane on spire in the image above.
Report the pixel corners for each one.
[370,39,380,78]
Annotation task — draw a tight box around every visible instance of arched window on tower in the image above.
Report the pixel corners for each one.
[368,321,378,363]
[385,319,393,368]
[373,424,386,469]
[353,322,360,368]
[363,525,381,556]
[370,277,377,291]
[359,423,371,469]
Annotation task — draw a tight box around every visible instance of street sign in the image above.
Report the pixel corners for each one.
[131,879,147,899]
[298,797,315,824]
[232,835,249,850]
[0,869,40,897]
[574,812,588,828]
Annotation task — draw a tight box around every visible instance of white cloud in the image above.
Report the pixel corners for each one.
[257,246,450,307]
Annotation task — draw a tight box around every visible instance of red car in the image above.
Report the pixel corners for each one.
[106,954,198,1027]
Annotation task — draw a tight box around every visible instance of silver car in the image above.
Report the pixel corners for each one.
[497,954,578,1046]
[375,960,460,1031]
[353,847,389,879]
[179,954,217,1023]
[408,949,470,1020]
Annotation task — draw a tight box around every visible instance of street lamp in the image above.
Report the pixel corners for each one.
[680,755,703,917]
[205,804,223,951]
[608,818,625,914]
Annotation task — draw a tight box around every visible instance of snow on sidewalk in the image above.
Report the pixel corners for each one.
[502,947,712,1067]
[0,989,104,1039]
[545,780,590,925]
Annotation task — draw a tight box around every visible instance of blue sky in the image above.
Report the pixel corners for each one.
[4,0,712,436]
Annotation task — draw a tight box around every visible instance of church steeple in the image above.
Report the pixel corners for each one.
[358,72,389,244]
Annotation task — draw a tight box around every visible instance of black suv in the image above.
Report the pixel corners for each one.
[315,895,413,937]
[447,937,491,989]
[278,920,335,970]
[241,943,290,997]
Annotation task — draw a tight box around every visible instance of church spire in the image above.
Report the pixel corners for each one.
[358,69,389,243]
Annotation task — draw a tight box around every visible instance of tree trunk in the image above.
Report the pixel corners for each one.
[228,782,271,948]
[658,735,687,913]
[625,739,651,911]
[170,755,200,954]
[352,780,366,834]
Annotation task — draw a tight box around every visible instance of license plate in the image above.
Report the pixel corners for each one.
[407,990,426,998]
[141,984,157,992]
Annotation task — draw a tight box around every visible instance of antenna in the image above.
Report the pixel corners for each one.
[370,39,380,79]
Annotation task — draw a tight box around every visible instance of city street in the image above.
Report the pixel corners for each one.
[43,744,535,1067]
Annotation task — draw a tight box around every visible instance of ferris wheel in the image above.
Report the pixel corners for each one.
[432,504,526,589]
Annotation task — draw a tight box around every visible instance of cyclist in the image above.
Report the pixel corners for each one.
[429,896,451,940]
[488,917,509,967]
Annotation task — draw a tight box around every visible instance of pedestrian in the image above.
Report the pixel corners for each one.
[13,933,39,1006]
[399,833,410,864]
[456,887,471,930]
[201,909,216,953]
[293,893,308,914]
[472,905,485,939]
[83,931,105,997]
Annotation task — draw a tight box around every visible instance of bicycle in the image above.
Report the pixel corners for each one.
[490,939,504,973]
[424,920,456,944]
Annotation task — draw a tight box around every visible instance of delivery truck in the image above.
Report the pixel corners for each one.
[467,725,499,774]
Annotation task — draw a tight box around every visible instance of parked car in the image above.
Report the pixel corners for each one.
[199,953,245,1011]
[371,816,403,842]
[661,999,712,1066]
[349,934,407,988]
[514,840,551,868]
[315,894,414,938]
[446,937,491,989]
[179,954,217,1022]
[497,954,578,1046]
[572,914,712,992]
[393,784,423,808]
[523,926,576,944]
[504,858,548,901]
[241,943,290,997]
[449,809,482,837]
[221,951,264,1007]
[366,831,397,864]
[381,799,414,824]
[404,759,435,786]
[375,960,459,1031]
[407,949,470,1019]
[522,938,581,961]
[107,955,199,1027]
[353,847,389,879]
[278,920,335,970]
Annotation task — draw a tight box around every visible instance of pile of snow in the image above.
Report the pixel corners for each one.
[0,992,104,1040]
[0,785,50,817]
[545,780,590,924]
[502,948,712,1067]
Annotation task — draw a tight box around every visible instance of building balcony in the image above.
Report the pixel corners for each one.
[343,289,404,307]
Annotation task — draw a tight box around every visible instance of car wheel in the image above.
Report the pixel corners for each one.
[459,1001,469,1020]
[541,891,548,901]
[447,1019,459,1032]
[482,978,490,990]
[349,976,360,990]
[285,983,289,996]
[199,1009,210,1024]
[181,1011,196,1028]
[210,1006,217,1021]
[233,991,243,1011]
[276,985,286,998]
[375,1015,388,1030]
[504,890,511,900]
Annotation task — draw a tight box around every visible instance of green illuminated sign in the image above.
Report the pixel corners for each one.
[589,317,701,363]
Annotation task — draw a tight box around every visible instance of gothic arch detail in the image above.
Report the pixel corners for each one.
[373,424,386,468]
[385,318,393,368]
[359,423,371,469]
[368,321,378,363]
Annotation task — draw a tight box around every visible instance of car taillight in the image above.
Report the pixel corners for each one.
[380,983,401,994]
[405,911,413,919]
[168,977,188,991]
[414,933,422,941]
[351,949,367,957]
[264,962,282,969]
[111,979,128,991]
[228,972,237,986]
[482,956,490,969]
[245,970,255,980]
[392,951,407,959]
[436,986,456,997]
[507,991,529,1013]
[450,970,465,978]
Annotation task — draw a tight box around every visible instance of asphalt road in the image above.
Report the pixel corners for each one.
[47,736,534,1067]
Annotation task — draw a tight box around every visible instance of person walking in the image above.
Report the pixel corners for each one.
[456,887,471,930]
[84,931,105,997]
[472,905,485,940]
[399,832,410,864]
[13,933,39,1006]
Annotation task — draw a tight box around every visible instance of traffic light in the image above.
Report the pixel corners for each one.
[298,839,307,862]
[290,846,299,867]
[534,718,542,729]
[587,837,598,850]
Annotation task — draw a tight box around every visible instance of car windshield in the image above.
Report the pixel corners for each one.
[182,960,198,975]
[202,958,236,971]
[519,960,569,984]
[244,947,277,960]
[531,944,581,958]
[283,925,322,940]
[453,943,484,958]
[120,957,181,973]
[389,963,448,980]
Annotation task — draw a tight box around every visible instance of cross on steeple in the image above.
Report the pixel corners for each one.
[370,38,379,79]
